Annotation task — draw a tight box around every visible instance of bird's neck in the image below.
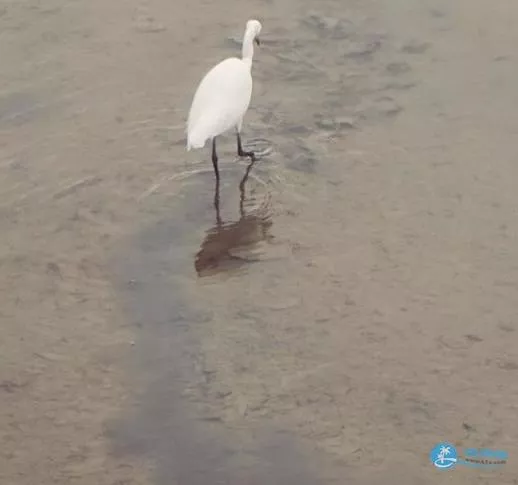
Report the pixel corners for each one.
[241,30,255,65]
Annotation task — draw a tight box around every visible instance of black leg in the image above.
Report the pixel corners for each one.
[213,177,222,226]
[237,133,256,162]
[212,137,220,181]
[239,158,256,218]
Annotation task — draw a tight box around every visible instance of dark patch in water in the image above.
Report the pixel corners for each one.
[301,12,355,40]
[401,40,431,54]
[108,163,330,484]
[385,61,411,75]
[0,92,42,126]
[344,38,383,60]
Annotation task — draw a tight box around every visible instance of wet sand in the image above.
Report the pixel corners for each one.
[1,0,518,484]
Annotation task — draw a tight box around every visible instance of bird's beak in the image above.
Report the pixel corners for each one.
[255,37,260,46]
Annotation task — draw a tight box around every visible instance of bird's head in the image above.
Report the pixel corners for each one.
[246,19,262,46]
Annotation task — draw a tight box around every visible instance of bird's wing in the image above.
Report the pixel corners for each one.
[187,58,253,145]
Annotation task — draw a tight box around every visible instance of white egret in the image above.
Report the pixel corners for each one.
[186,20,262,180]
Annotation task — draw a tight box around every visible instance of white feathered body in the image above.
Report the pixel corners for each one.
[187,57,253,150]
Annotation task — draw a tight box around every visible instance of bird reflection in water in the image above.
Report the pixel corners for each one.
[194,160,273,277]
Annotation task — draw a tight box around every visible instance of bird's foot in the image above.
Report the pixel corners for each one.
[238,149,256,162]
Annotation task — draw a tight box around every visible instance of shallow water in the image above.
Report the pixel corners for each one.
[1,0,518,484]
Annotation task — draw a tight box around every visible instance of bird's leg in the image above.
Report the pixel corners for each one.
[239,158,256,218]
[214,176,222,226]
[211,137,220,181]
[237,133,256,162]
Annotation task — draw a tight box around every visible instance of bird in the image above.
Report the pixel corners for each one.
[186,19,262,181]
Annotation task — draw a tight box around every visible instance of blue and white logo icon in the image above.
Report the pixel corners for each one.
[430,442,458,469]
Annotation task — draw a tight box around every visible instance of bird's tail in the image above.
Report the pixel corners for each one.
[186,129,208,150]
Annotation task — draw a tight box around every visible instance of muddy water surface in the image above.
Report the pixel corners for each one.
[1,0,518,484]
